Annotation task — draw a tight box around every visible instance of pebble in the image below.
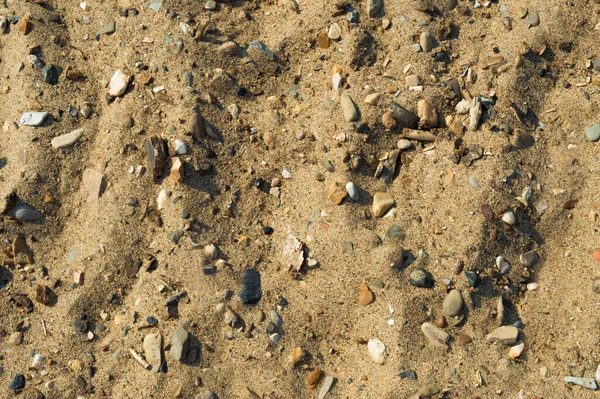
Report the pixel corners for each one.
[196,392,218,399]
[83,168,106,201]
[397,139,412,150]
[340,92,359,122]
[409,267,434,288]
[328,182,348,205]
[248,40,275,61]
[169,328,189,362]
[421,322,449,348]
[487,326,519,344]
[238,269,262,304]
[420,31,434,52]
[525,11,539,26]
[564,377,598,390]
[516,5,528,18]
[457,333,472,345]
[9,331,23,345]
[358,282,374,306]
[434,314,446,328]
[109,70,129,97]
[520,250,539,267]
[21,112,49,126]
[0,16,6,33]
[509,342,525,358]
[318,375,336,399]
[282,169,292,179]
[143,333,163,372]
[368,338,386,364]
[364,92,381,106]
[42,65,61,84]
[469,176,481,190]
[496,256,511,275]
[585,124,600,142]
[271,310,283,328]
[405,74,420,87]
[270,333,281,344]
[418,385,440,397]
[288,347,307,365]
[16,18,31,34]
[345,182,358,200]
[382,111,397,129]
[399,370,417,380]
[372,192,394,217]
[442,290,463,317]
[14,205,43,222]
[102,21,116,35]
[174,139,187,155]
[502,211,515,225]
[456,99,471,114]
[205,0,216,10]
[417,99,437,128]
[9,374,25,391]
[307,368,323,389]
[327,23,341,40]
[51,128,83,149]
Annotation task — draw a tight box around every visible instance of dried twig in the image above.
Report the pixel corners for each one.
[130,349,150,370]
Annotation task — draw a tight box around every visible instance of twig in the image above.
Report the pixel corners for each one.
[42,320,47,335]
[129,349,150,370]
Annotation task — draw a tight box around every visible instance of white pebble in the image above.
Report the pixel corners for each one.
[109,69,129,97]
[502,211,515,225]
[367,338,386,364]
[157,189,169,210]
[345,182,358,200]
[527,283,539,291]
[174,139,187,155]
[282,169,292,179]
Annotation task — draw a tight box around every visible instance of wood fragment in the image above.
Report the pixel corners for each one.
[130,348,151,370]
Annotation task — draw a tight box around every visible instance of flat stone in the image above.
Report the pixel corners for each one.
[368,338,385,364]
[21,112,49,126]
[586,124,600,142]
[340,92,359,122]
[420,31,435,52]
[525,11,539,26]
[42,65,61,84]
[487,326,519,345]
[82,169,107,201]
[409,267,434,288]
[14,205,43,222]
[520,250,539,267]
[318,375,335,399]
[169,229,184,244]
[247,40,275,61]
[421,322,449,348]
[405,74,420,87]
[327,23,342,40]
[9,331,23,345]
[109,69,129,97]
[189,111,206,137]
[143,333,163,372]
[328,182,348,205]
[399,370,417,380]
[9,374,25,391]
[271,310,283,328]
[102,21,116,34]
[367,0,384,17]
[238,269,262,304]
[169,328,189,361]
[51,128,83,149]
[391,102,419,128]
[442,290,463,317]
[372,192,394,217]
[564,377,598,390]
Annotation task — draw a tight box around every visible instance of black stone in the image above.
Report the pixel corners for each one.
[408,267,434,288]
[238,269,262,305]
[9,374,25,391]
[465,270,478,288]
[42,65,61,85]
[399,370,417,380]
[263,226,274,235]
[73,319,88,333]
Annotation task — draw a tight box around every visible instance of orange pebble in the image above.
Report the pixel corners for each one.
[594,251,600,261]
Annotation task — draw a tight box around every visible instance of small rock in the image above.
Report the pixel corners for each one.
[51,129,83,149]
[170,158,184,183]
[496,256,511,275]
[502,211,515,225]
[0,16,7,33]
[9,331,23,345]
[9,374,25,391]
[516,5,528,18]
[219,41,238,55]
[345,182,358,200]
[520,251,539,267]
[238,269,262,304]
[205,0,216,10]
[102,21,116,34]
[288,347,307,365]
[434,314,446,328]
[487,326,519,345]
[318,375,335,399]
[409,268,434,288]
[564,377,598,390]
[382,111,397,129]
[418,385,441,397]
[328,182,348,205]
[307,368,323,389]
[417,99,437,128]
[364,93,381,106]
[174,139,187,155]
[247,40,275,61]
[420,31,435,52]
[368,338,385,364]
[327,23,341,40]
[457,333,472,345]
[83,169,107,201]
[109,70,129,97]
[372,192,394,217]
[358,282,374,306]
[509,342,525,358]
[169,328,189,362]
[340,92,359,122]
[397,139,412,150]
[586,124,600,142]
[456,99,471,114]
[405,74,420,87]
[525,11,539,26]
[14,205,43,222]
[442,290,463,317]
[271,310,283,328]
[399,370,417,380]
[143,333,163,372]
[41,65,61,84]
[421,322,449,348]
[367,0,384,17]
[21,112,49,126]
[16,18,31,34]
[189,111,206,137]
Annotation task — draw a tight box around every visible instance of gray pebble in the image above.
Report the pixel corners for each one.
[169,328,189,361]
[409,268,434,288]
[318,375,336,399]
[586,124,600,142]
[520,250,539,267]
[270,310,283,328]
[496,256,511,274]
[15,205,43,222]
[442,290,463,317]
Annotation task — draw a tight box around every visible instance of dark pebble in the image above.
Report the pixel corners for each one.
[73,319,88,333]
[146,317,158,325]
[169,229,184,244]
[399,370,417,380]
[409,268,434,288]
[263,226,274,235]
[42,65,61,84]
[9,374,25,391]
[238,269,262,304]
[465,270,477,287]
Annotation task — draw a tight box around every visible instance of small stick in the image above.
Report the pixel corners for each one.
[129,349,150,370]
[42,320,47,335]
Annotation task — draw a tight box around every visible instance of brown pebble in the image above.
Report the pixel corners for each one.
[563,199,577,210]
[16,18,31,34]
[35,284,50,305]
[358,282,374,306]
[328,182,348,205]
[454,260,464,275]
[263,131,276,148]
[288,347,307,365]
[306,368,323,389]
[382,111,397,129]
[434,314,447,328]
[457,333,472,345]
[481,203,493,221]
[317,31,330,49]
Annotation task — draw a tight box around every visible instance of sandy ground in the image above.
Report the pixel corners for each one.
[2,0,600,398]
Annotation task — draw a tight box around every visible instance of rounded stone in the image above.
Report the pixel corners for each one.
[409,268,434,288]
[205,0,217,10]
[586,124,600,142]
[442,290,463,317]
